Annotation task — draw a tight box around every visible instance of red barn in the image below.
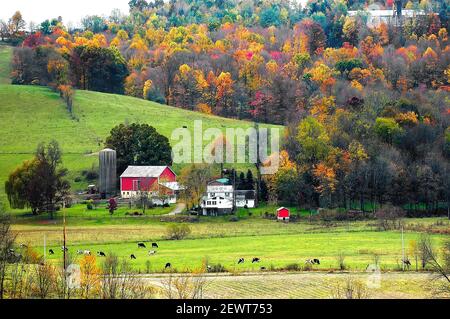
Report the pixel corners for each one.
[120,166,178,203]
[277,207,290,221]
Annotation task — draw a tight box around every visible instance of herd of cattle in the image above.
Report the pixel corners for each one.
[9,242,321,271]
[9,243,416,272]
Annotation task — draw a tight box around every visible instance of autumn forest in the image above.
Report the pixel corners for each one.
[2,0,450,214]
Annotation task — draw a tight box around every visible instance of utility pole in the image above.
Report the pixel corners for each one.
[254,122,261,207]
[232,169,236,213]
[63,201,67,271]
[401,224,405,271]
[43,233,46,263]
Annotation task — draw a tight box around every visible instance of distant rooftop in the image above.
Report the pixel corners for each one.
[215,178,230,184]
[348,9,427,17]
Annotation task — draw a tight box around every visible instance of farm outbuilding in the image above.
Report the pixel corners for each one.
[120,166,179,204]
[99,148,117,198]
[277,207,290,221]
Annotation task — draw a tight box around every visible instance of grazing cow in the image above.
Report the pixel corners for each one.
[148,250,156,255]
[260,266,266,270]
[306,258,320,265]
[165,262,171,269]
[61,246,68,252]
[84,250,91,256]
[207,265,212,272]
[152,243,158,248]
[402,258,411,268]
[20,243,27,248]
[138,242,146,248]
[48,249,54,255]
[252,258,260,263]
[77,249,84,255]
[238,258,245,264]
[97,251,106,257]
[130,254,136,260]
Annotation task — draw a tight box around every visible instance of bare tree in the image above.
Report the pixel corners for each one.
[0,213,16,299]
[166,224,191,240]
[336,251,347,271]
[100,253,152,299]
[425,240,450,297]
[162,271,208,299]
[100,253,120,299]
[0,20,9,41]
[34,263,55,299]
[54,252,78,299]
[8,262,31,299]
[375,205,405,231]
[331,276,371,299]
[418,234,434,270]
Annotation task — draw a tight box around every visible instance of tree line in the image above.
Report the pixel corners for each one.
[5,1,449,124]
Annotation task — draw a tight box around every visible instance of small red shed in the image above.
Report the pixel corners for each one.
[277,207,290,221]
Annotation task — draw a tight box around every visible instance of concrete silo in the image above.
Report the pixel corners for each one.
[99,148,117,198]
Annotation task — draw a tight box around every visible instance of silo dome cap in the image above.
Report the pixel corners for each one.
[101,148,116,152]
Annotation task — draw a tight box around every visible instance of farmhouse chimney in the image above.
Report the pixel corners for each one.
[99,148,117,198]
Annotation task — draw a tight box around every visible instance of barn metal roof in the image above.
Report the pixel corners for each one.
[120,166,172,178]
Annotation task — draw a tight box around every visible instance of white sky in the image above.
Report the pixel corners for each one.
[0,0,309,28]
[0,0,130,27]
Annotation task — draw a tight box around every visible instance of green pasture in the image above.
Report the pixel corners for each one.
[31,228,446,273]
[0,44,11,84]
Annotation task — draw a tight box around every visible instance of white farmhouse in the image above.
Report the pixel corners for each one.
[235,190,256,209]
[200,178,256,216]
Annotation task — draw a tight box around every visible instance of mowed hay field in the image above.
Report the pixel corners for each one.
[145,272,440,299]
[12,217,449,273]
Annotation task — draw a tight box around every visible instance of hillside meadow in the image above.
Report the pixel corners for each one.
[0,83,279,204]
[0,45,11,84]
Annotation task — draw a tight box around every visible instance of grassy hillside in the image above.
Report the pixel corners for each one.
[0,84,279,204]
[0,45,12,84]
